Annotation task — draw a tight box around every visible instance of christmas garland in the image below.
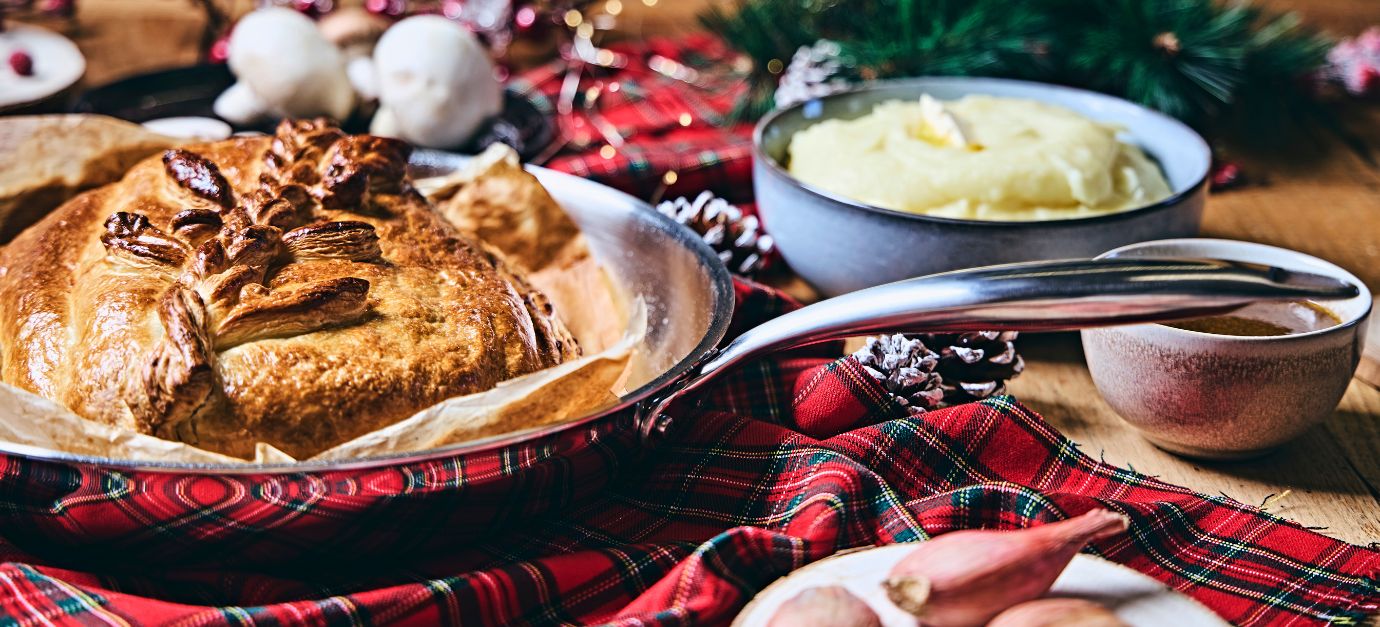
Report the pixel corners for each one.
[702,0,1342,149]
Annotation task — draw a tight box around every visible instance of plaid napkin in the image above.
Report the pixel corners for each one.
[1,36,1378,627]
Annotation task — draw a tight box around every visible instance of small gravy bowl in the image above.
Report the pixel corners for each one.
[1081,239,1372,460]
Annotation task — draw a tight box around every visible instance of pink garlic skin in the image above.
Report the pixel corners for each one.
[883,509,1129,627]
[766,585,882,627]
[987,597,1128,627]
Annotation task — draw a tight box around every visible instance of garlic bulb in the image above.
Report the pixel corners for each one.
[883,509,1129,627]
[370,15,503,149]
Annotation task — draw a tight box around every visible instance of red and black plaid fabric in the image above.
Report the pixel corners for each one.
[0,280,1377,625]
[2,36,1379,627]
[508,34,756,204]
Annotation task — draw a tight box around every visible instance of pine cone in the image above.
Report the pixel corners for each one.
[919,332,1025,404]
[656,191,775,277]
[852,334,945,415]
[775,39,853,109]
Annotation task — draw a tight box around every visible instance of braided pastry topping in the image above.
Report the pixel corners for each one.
[0,119,579,459]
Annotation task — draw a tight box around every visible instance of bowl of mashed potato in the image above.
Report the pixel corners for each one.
[754,78,1210,296]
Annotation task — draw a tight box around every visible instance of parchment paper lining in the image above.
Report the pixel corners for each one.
[0,141,642,465]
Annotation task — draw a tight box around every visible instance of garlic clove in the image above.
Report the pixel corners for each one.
[766,586,883,627]
[882,509,1128,627]
[987,598,1128,627]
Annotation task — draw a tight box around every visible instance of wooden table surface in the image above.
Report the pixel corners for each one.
[28,0,1380,546]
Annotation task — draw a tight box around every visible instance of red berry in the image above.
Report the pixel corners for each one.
[1354,65,1380,97]
[1210,161,1244,191]
[8,50,34,77]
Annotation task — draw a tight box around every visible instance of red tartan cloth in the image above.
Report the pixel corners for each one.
[2,36,1380,627]
[1,281,1378,625]
[508,34,756,204]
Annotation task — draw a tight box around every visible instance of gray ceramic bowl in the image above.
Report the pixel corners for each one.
[753,78,1211,297]
[1082,239,1372,460]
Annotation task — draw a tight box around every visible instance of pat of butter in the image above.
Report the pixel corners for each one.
[911,94,974,150]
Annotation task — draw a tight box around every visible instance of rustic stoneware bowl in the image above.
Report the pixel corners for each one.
[753,77,1211,297]
[1081,239,1372,460]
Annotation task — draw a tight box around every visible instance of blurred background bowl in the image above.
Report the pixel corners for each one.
[753,77,1211,297]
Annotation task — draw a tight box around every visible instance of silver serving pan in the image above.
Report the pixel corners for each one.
[0,151,1358,476]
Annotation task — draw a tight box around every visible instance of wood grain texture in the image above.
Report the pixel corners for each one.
[1362,324,1380,388]
[50,0,1380,544]
[1009,335,1380,545]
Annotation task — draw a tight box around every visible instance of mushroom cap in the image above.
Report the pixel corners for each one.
[317,7,390,51]
[227,7,354,120]
[371,15,502,148]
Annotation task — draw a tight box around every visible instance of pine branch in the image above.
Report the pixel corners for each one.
[702,0,1342,151]
[700,0,826,119]
[1053,0,1253,127]
[829,0,1049,79]
[1224,12,1370,161]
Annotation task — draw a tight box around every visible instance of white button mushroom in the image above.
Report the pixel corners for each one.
[369,15,503,149]
[317,7,390,101]
[213,7,354,125]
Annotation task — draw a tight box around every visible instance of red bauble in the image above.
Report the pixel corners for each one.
[207,34,232,64]
[41,0,76,18]
[441,0,464,19]
[514,5,538,30]
[365,0,408,17]
[1210,160,1245,191]
[288,0,333,18]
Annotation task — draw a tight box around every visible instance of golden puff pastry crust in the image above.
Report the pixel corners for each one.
[0,120,579,459]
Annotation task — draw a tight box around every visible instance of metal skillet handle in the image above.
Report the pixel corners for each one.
[638,257,1359,440]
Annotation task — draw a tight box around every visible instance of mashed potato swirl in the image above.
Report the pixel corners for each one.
[786,96,1173,221]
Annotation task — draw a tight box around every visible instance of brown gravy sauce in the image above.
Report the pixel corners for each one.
[1164,301,1341,337]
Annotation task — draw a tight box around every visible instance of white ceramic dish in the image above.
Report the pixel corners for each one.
[753,78,1211,296]
[1082,239,1372,459]
[0,24,86,111]
[732,544,1228,627]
